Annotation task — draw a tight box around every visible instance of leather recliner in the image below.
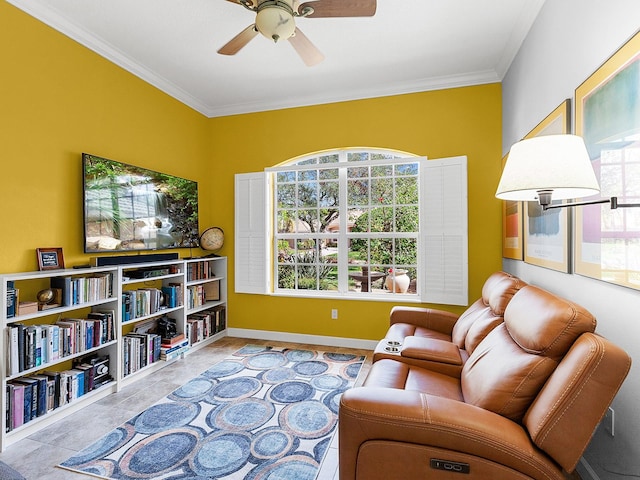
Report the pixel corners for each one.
[373,271,527,376]
[339,285,631,480]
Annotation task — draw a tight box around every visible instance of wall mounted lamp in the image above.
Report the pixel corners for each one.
[495,134,640,210]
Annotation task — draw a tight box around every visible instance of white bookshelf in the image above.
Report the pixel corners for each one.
[0,257,227,451]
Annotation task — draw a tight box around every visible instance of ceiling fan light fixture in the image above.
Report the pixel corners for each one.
[255,0,296,43]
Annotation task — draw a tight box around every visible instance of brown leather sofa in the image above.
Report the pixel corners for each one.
[373,271,527,376]
[340,284,631,480]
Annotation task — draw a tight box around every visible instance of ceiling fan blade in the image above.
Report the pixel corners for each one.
[298,0,376,18]
[218,24,258,55]
[289,27,324,66]
[224,0,256,7]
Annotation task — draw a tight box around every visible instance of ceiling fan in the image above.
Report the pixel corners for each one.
[218,0,377,66]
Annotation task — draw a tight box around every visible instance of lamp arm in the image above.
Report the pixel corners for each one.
[542,196,640,211]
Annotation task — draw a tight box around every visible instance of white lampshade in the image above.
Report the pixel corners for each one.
[496,134,600,203]
[256,5,295,43]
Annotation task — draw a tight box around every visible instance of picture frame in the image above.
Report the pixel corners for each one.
[574,31,640,289]
[36,247,65,271]
[501,153,523,260]
[522,99,572,273]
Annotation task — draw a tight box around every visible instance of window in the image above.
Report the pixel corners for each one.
[235,149,468,305]
[272,149,419,297]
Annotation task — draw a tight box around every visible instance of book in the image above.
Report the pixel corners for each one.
[50,276,72,306]
[8,383,25,430]
[6,281,17,319]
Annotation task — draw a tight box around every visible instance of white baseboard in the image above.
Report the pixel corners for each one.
[227,328,378,351]
[576,457,600,480]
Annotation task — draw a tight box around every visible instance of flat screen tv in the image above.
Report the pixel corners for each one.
[83,153,199,253]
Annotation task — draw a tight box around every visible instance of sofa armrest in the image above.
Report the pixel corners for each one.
[389,306,459,335]
[400,337,463,365]
[339,387,559,480]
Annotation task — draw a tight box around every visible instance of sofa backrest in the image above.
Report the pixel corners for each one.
[451,271,526,353]
[460,285,597,422]
[524,332,631,472]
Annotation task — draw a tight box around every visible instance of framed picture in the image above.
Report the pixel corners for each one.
[575,31,640,289]
[501,154,523,260]
[36,247,65,271]
[522,99,572,272]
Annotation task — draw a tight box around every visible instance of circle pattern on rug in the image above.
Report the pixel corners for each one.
[344,362,363,379]
[120,428,201,477]
[259,366,297,384]
[279,400,336,439]
[169,377,215,402]
[250,427,296,460]
[211,398,274,431]
[245,454,319,480]
[203,360,245,379]
[190,431,252,477]
[210,376,262,401]
[310,374,346,391]
[134,402,201,434]
[322,388,346,414]
[61,426,133,465]
[324,352,358,362]
[292,360,329,376]
[268,380,315,404]
[285,349,316,362]
[244,351,287,370]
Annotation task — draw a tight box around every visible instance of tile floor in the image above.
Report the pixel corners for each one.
[0,336,373,480]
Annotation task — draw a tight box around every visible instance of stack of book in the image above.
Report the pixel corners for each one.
[6,311,115,376]
[159,334,189,361]
[122,332,162,377]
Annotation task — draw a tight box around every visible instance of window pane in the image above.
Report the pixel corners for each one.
[319,154,339,164]
[277,264,295,288]
[395,237,417,264]
[347,179,369,206]
[319,168,338,180]
[320,208,339,233]
[348,152,369,162]
[296,210,318,232]
[395,205,419,232]
[320,267,339,291]
[277,184,296,208]
[298,157,317,166]
[347,166,368,178]
[395,176,419,204]
[298,182,318,207]
[277,171,296,183]
[349,208,367,232]
[395,163,419,176]
[372,164,392,177]
[370,237,393,265]
[369,207,393,233]
[298,170,317,181]
[319,181,339,208]
[349,237,369,263]
[297,265,317,290]
[372,178,393,204]
[277,210,295,233]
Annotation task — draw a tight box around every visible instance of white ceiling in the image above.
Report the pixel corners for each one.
[7,0,545,118]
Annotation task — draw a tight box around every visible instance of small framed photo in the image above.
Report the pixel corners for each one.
[36,247,65,271]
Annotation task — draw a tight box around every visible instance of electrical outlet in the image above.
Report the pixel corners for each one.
[604,407,615,437]
[331,309,338,320]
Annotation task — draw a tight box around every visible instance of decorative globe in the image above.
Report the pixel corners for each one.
[37,288,54,304]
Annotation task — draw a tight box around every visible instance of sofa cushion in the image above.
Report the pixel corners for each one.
[504,285,596,361]
[364,359,463,402]
[451,272,526,351]
[460,285,597,422]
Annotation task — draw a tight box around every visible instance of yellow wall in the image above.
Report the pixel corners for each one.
[0,2,211,273]
[210,85,503,340]
[2,2,503,341]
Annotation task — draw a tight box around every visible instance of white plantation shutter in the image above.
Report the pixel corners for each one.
[235,172,269,294]
[421,156,468,305]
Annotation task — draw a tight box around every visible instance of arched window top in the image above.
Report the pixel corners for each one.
[280,147,418,167]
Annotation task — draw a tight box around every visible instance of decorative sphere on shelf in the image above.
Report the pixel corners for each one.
[37,288,54,304]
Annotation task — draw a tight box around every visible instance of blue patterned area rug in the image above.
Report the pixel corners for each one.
[58,345,364,480]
